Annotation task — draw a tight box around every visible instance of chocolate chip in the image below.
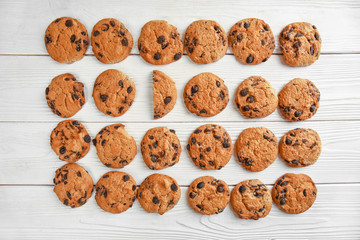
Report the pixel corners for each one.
[197,182,204,189]
[310,46,314,55]
[291,160,299,165]
[55,18,61,23]
[217,185,224,193]
[239,185,246,193]
[310,105,316,112]
[242,106,250,112]
[84,135,91,143]
[188,46,193,53]
[223,142,230,148]
[132,185,136,191]
[246,96,254,103]
[100,94,108,102]
[174,52,182,60]
[93,31,100,36]
[285,138,292,145]
[152,196,159,204]
[315,33,320,40]
[110,20,115,27]
[66,191,72,200]
[63,199,69,205]
[219,91,225,100]
[127,86,133,94]
[154,52,161,60]
[65,20,73,27]
[123,175,130,182]
[246,55,254,63]
[200,109,207,114]
[294,110,303,117]
[206,147,211,152]
[244,22,250,29]
[76,46,81,52]
[77,171,82,177]
[150,155,158,163]
[280,199,286,205]
[164,96,172,105]
[102,24,109,31]
[280,181,288,187]
[121,38,128,46]
[59,147,66,154]
[237,34,242,42]
[70,35,76,43]
[216,81,220,87]
[170,129,176,134]
[303,189,307,196]
[98,52,103,58]
[118,80,124,88]
[293,42,301,49]
[264,26,269,31]
[296,33,303,38]
[92,139,97,146]
[240,88,248,96]
[191,85,199,95]
[189,192,196,199]
[171,184,178,191]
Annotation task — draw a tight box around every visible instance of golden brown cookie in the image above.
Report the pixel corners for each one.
[272,173,317,214]
[93,124,137,168]
[231,179,272,219]
[138,20,183,65]
[91,18,133,64]
[45,73,85,118]
[235,76,278,118]
[141,127,181,170]
[279,128,321,167]
[137,174,181,215]
[235,127,278,172]
[184,20,228,64]
[228,18,275,65]
[187,124,232,170]
[188,176,230,215]
[50,120,91,163]
[278,78,320,121]
[45,17,89,63]
[280,22,321,67]
[92,69,136,117]
[183,72,229,117]
[95,171,137,214]
[153,70,177,119]
[53,163,93,208]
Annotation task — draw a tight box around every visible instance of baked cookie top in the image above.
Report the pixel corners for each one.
[153,70,177,119]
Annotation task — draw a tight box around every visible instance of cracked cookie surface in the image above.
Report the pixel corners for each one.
[153,70,177,119]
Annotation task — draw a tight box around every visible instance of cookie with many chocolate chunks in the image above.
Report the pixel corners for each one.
[228,18,275,65]
[279,128,321,167]
[95,171,137,214]
[46,73,85,118]
[187,124,232,170]
[278,78,320,121]
[45,17,89,63]
[93,124,137,168]
[231,179,272,219]
[184,20,228,64]
[153,70,177,119]
[53,163,93,208]
[91,18,133,64]
[272,173,317,214]
[183,72,229,117]
[50,120,91,162]
[138,20,183,65]
[279,22,321,67]
[92,69,136,117]
[137,174,181,215]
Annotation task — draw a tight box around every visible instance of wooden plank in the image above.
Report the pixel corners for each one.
[0,0,359,55]
[0,54,359,122]
[0,184,359,239]
[0,121,359,185]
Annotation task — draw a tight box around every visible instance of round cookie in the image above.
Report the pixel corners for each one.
[184,20,228,64]
[235,127,278,172]
[95,171,137,214]
[228,18,275,65]
[91,18,133,64]
[92,69,136,117]
[50,120,91,163]
[278,78,320,121]
[272,173,317,214]
[279,128,321,167]
[153,70,177,119]
[187,124,232,170]
[93,124,137,168]
[141,127,181,170]
[235,76,278,118]
[53,163,93,208]
[183,72,229,117]
[137,174,181,215]
[279,22,321,67]
[188,176,230,215]
[45,17,89,63]
[231,179,272,219]
[45,73,85,118]
[138,20,183,65]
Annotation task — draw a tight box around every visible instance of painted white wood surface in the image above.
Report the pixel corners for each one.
[0,0,360,239]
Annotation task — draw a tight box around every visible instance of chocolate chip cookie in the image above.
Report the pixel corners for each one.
[153,70,177,119]
[235,127,278,172]
[187,124,232,170]
[183,72,229,117]
[279,128,321,167]
[91,18,133,64]
[92,69,136,117]
[280,22,321,67]
[231,179,272,219]
[228,18,275,65]
[93,124,137,168]
[137,174,181,215]
[235,76,278,118]
[188,176,230,215]
[45,17,89,63]
[278,78,320,121]
[272,173,317,214]
[53,163,93,208]
[95,171,137,214]
[138,20,183,65]
[50,120,91,162]
[141,127,181,170]
[45,73,85,118]
[184,20,228,64]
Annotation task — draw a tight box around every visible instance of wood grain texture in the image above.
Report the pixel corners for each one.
[0,0,359,55]
[0,184,359,239]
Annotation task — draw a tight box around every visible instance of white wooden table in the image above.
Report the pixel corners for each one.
[1,0,360,239]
